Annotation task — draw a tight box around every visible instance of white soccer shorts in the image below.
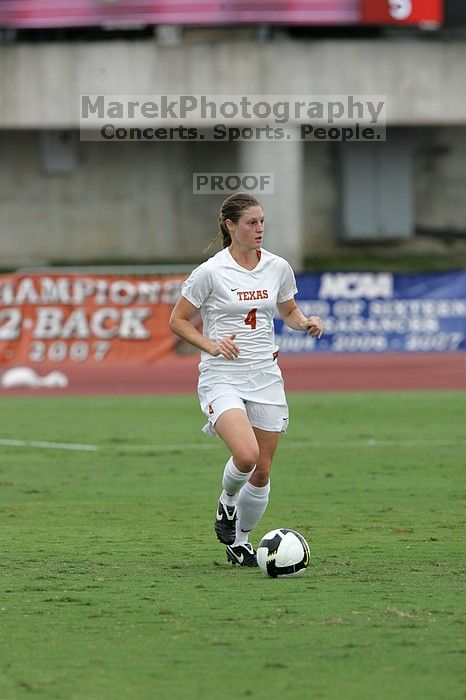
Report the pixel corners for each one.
[198,363,289,435]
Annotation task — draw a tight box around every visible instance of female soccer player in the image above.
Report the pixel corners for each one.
[169,193,323,567]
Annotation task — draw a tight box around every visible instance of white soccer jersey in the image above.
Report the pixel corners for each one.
[181,247,298,370]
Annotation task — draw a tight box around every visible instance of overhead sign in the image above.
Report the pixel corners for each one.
[0,1,360,29]
[361,0,443,26]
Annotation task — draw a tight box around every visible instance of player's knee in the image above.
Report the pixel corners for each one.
[250,465,270,487]
[233,446,260,472]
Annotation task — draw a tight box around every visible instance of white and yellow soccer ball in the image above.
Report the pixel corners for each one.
[257,528,310,578]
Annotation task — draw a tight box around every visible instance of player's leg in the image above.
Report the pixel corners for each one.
[233,427,280,546]
[214,407,260,566]
[214,406,260,473]
[251,426,281,486]
[202,392,259,500]
[232,398,288,544]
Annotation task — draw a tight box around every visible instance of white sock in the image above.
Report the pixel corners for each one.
[220,457,254,506]
[234,481,270,546]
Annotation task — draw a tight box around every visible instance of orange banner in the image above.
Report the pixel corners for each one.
[0,273,188,365]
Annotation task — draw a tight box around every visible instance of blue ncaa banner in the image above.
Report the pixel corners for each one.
[274,271,466,353]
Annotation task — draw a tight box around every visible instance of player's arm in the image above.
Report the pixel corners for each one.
[169,296,239,359]
[277,299,323,338]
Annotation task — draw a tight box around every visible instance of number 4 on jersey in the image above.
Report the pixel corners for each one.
[244,308,257,330]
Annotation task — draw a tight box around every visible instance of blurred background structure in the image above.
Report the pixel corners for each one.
[0,0,465,270]
[0,1,465,390]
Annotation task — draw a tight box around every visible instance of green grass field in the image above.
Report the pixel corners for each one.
[0,391,464,700]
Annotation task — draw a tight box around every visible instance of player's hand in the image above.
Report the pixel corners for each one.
[210,333,240,360]
[303,316,324,339]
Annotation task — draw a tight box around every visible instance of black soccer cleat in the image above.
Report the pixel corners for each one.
[215,501,237,545]
[226,543,258,568]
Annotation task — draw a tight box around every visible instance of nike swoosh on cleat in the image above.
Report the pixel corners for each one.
[216,511,224,521]
[235,553,244,564]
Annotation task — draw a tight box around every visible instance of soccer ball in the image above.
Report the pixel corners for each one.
[257,528,310,578]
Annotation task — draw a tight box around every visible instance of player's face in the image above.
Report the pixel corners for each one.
[228,206,265,250]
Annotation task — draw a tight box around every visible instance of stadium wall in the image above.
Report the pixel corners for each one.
[1,37,466,266]
[1,39,466,127]
[0,127,465,265]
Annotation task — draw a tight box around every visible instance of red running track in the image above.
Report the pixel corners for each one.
[0,353,465,396]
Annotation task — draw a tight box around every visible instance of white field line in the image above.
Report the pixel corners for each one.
[0,438,98,451]
[0,437,463,453]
